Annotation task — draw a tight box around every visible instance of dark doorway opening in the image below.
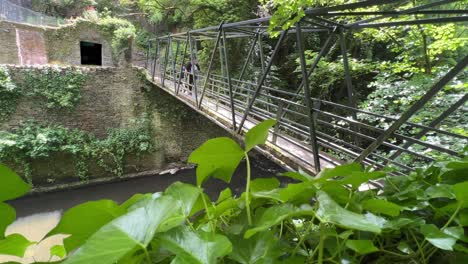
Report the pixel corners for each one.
[80,41,102,66]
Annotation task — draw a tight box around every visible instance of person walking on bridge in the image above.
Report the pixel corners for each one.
[185,59,200,95]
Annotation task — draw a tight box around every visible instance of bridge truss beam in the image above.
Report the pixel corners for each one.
[145,0,468,174]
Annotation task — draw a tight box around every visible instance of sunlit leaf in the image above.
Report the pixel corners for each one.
[165,182,202,217]
[229,231,282,264]
[0,163,31,202]
[420,224,456,250]
[250,178,280,192]
[453,181,468,206]
[188,137,244,186]
[0,203,15,239]
[280,171,313,182]
[315,163,362,183]
[50,244,66,258]
[362,199,401,217]
[316,191,381,233]
[158,225,232,264]
[425,184,455,199]
[0,234,34,257]
[244,119,276,152]
[48,200,124,252]
[63,195,183,264]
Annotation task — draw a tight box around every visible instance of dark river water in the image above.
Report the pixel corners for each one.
[9,156,285,217]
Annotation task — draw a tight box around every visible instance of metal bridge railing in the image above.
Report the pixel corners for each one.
[143,0,468,175]
[0,0,65,26]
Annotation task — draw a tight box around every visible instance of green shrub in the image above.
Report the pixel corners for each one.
[0,119,152,184]
[1,120,466,263]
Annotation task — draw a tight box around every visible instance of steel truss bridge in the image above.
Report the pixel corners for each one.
[142,0,467,176]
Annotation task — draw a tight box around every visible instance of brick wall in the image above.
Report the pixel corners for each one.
[0,65,228,183]
[0,20,123,67]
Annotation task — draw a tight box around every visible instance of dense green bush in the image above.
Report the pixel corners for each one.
[0,119,152,184]
[0,120,466,263]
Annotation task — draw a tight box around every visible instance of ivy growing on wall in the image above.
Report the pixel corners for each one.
[0,66,88,122]
[0,119,153,184]
[0,66,20,121]
[23,67,87,109]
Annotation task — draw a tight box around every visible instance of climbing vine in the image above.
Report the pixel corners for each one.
[23,67,87,109]
[0,66,20,121]
[0,119,153,184]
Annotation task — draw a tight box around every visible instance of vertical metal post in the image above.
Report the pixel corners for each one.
[237,30,288,134]
[145,41,151,69]
[222,28,237,131]
[198,23,224,108]
[339,30,360,146]
[355,55,468,163]
[172,40,180,89]
[238,31,259,82]
[297,22,321,172]
[151,39,159,81]
[272,99,285,144]
[258,33,266,75]
[162,37,171,87]
[176,34,189,95]
[188,33,199,105]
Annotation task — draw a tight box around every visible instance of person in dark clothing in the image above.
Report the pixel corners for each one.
[185,59,200,93]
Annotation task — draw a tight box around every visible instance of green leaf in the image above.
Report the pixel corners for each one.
[244,204,314,239]
[397,241,413,254]
[339,171,386,189]
[165,182,202,217]
[0,202,15,239]
[316,191,381,233]
[362,199,401,217]
[119,193,151,211]
[420,224,456,250]
[244,119,276,152]
[250,178,280,192]
[0,163,31,202]
[158,225,232,264]
[216,188,232,203]
[0,234,34,257]
[443,226,468,242]
[280,171,314,182]
[50,244,66,258]
[229,231,282,264]
[63,195,183,264]
[188,137,244,186]
[48,200,124,252]
[315,163,362,183]
[426,184,455,199]
[453,181,468,206]
[345,240,379,255]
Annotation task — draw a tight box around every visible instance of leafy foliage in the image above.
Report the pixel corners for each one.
[0,119,152,184]
[2,120,467,263]
[23,67,87,109]
[0,66,20,121]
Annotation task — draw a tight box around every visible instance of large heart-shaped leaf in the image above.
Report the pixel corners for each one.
[316,191,381,233]
[0,233,34,257]
[158,225,232,264]
[0,202,15,239]
[48,200,124,252]
[229,231,282,264]
[244,119,276,152]
[165,182,202,217]
[339,171,386,189]
[188,137,244,186]
[63,195,183,264]
[420,224,456,251]
[0,163,31,202]
[362,199,402,217]
[345,240,379,255]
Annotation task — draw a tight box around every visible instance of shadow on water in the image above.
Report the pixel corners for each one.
[9,155,285,217]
